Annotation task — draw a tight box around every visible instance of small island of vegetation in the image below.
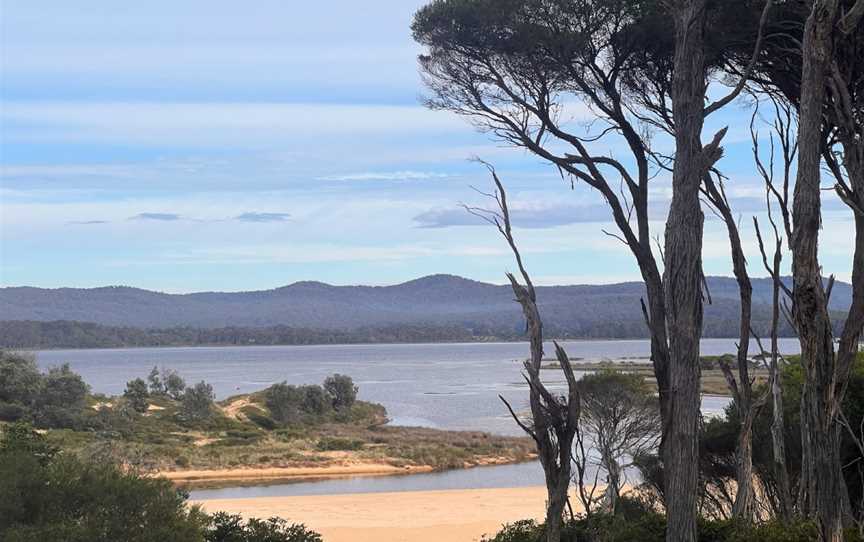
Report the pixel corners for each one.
[0,350,535,488]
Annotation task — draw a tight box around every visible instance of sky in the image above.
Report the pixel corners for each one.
[0,0,857,293]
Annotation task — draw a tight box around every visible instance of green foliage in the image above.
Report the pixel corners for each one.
[165,371,186,400]
[0,427,206,542]
[182,381,215,422]
[33,364,89,429]
[124,377,150,413]
[301,385,330,415]
[205,512,322,542]
[0,422,58,465]
[0,401,26,422]
[266,382,305,425]
[0,424,323,542]
[316,437,364,451]
[481,515,824,542]
[148,366,163,394]
[243,407,278,430]
[323,374,358,410]
[696,354,864,517]
[0,350,42,406]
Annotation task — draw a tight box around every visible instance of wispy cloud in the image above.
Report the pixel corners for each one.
[414,203,616,229]
[67,220,108,225]
[129,212,181,221]
[235,212,291,223]
[320,171,453,182]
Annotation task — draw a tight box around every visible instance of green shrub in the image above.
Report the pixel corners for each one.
[323,374,358,410]
[225,429,261,440]
[266,383,304,425]
[245,411,278,430]
[0,402,26,422]
[0,425,205,541]
[316,437,364,451]
[482,515,826,542]
[182,381,215,422]
[123,378,150,413]
[205,512,322,542]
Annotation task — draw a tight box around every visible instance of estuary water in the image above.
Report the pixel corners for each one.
[36,339,799,437]
[34,339,800,498]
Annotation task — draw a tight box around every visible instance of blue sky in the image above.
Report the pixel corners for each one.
[0,1,856,292]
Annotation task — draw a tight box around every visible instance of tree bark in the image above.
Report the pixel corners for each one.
[768,255,794,521]
[664,2,711,539]
[791,1,846,539]
[704,173,759,521]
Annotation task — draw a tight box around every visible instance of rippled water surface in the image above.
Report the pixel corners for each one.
[36,339,798,437]
[35,339,800,497]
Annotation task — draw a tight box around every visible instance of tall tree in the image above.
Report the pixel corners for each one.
[790,1,864,538]
[413,2,768,539]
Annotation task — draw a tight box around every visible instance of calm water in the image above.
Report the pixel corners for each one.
[36,339,799,437]
[35,339,800,498]
[189,461,545,500]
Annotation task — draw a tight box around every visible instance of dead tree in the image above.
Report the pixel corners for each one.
[701,171,771,521]
[751,98,798,522]
[469,164,580,542]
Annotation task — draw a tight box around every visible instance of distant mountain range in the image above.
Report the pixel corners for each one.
[0,274,852,348]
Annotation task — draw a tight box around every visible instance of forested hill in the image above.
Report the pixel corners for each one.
[0,275,851,348]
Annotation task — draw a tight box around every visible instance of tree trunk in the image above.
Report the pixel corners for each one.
[770,350,793,521]
[792,2,845,539]
[664,2,709,540]
[732,414,756,519]
[602,448,622,513]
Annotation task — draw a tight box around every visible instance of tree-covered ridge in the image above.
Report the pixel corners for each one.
[0,276,851,337]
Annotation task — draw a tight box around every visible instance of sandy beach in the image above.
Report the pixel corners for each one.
[195,486,553,542]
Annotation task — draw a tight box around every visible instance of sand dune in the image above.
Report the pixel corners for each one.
[195,486,553,542]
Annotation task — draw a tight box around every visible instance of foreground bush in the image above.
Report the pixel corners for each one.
[206,512,323,542]
[480,514,854,542]
[0,423,323,542]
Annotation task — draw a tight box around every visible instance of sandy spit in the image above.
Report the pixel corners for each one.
[158,463,434,484]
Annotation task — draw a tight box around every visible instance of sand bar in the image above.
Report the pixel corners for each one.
[195,486,552,542]
[159,463,434,484]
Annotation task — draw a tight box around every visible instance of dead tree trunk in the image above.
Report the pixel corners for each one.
[753,99,797,522]
[755,216,795,521]
[472,164,580,542]
[702,173,772,521]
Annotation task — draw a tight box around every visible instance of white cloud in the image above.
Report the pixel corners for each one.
[320,171,453,182]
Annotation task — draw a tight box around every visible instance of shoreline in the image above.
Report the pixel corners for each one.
[157,453,538,488]
[158,463,435,485]
[21,337,764,352]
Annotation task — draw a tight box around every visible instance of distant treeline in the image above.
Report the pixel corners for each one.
[0,316,828,349]
[0,320,509,349]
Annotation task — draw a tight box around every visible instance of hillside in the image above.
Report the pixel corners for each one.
[0,275,852,346]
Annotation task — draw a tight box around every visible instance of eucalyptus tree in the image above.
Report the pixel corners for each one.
[714,1,864,536]
[413,1,768,539]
